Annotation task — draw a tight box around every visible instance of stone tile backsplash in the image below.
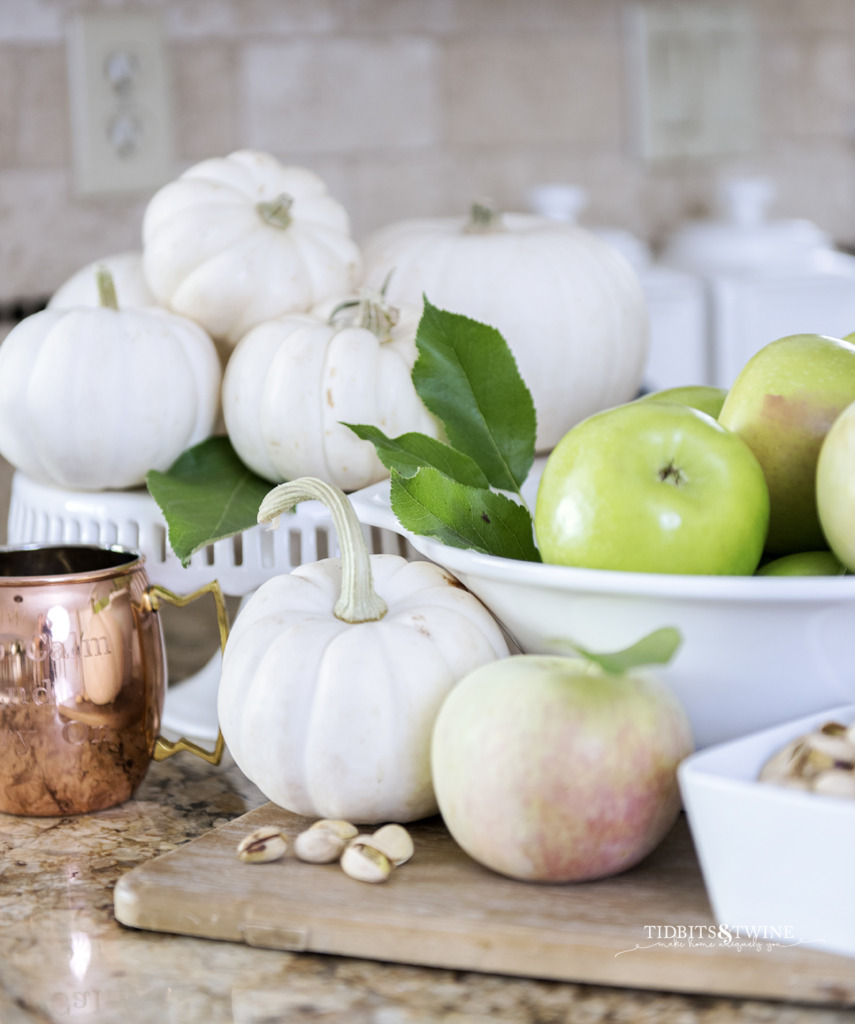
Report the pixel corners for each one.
[1,0,855,303]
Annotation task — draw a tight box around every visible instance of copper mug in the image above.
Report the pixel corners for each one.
[0,544,227,816]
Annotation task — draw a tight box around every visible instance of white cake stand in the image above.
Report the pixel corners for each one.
[6,471,412,741]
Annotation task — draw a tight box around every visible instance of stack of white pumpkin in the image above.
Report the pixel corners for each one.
[0,150,428,493]
[0,148,649,496]
[0,150,651,829]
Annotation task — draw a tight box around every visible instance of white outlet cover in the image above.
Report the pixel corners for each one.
[67,9,175,196]
[627,2,758,161]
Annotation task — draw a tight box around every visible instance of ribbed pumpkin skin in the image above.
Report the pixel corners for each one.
[0,305,221,491]
[221,305,441,491]
[217,554,510,824]
[142,150,362,347]
[361,212,649,452]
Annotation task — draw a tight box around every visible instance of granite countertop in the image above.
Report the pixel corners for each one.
[1,740,853,1024]
[0,506,851,1023]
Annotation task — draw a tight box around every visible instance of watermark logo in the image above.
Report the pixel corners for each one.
[616,923,818,956]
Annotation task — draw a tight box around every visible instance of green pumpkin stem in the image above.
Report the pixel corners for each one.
[257,477,388,624]
[95,265,119,310]
[465,199,504,234]
[328,278,399,343]
[257,193,294,229]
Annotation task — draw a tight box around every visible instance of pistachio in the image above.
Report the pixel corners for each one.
[812,770,855,799]
[820,721,848,737]
[804,726,855,769]
[759,718,855,799]
[308,818,359,841]
[758,741,804,783]
[802,746,837,774]
[340,840,392,883]
[236,826,288,864]
[364,823,414,866]
[294,827,347,864]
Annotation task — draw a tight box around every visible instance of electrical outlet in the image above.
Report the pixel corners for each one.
[627,2,758,161]
[66,9,174,195]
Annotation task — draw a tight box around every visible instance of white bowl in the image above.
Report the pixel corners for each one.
[349,463,855,749]
[678,705,855,958]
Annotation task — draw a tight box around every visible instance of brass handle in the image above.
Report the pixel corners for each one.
[145,580,229,766]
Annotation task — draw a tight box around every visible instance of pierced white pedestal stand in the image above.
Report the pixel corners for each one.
[6,472,410,742]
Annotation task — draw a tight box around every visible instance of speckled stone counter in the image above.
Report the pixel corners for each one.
[0,743,853,1024]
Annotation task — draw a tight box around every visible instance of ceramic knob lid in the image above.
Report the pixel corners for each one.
[661,177,832,276]
[526,182,651,272]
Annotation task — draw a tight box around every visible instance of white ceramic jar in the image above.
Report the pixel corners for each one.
[661,177,855,388]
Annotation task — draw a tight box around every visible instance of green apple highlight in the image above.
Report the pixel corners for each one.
[718,333,855,557]
[534,401,770,575]
[755,551,846,576]
[636,385,728,420]
[816,398,855,572]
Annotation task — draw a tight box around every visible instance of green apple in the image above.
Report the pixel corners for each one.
[534,400,770,574]
[718,333,855,557]
[755,551,846,576]
[816,399,855,571]
[636,385,727,420]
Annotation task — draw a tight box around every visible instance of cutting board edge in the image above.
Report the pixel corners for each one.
[112,868,855,1008]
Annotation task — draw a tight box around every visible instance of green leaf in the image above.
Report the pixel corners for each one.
[390,468,541,563]
[146,436,274,566]
[563,627,683,675]
[412,298,536,494]
[345,423,490,488]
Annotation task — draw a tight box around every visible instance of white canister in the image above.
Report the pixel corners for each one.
[661,177,855,388]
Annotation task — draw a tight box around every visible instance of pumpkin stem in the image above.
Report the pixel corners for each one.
[464,199,504,234]
[95,264,119,310]
[328,283,399,342]
[257,193,294,229]
[257,477,388,624]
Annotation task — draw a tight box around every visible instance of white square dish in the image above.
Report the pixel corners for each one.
[678,704,855,959]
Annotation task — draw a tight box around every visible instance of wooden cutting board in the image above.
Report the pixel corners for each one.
[114,803,855,1006]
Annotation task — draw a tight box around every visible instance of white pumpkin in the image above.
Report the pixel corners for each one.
[0,267,221,491]
[142,150,362,348]
[361,203,649,451]
[222,288,441,491]
[48,251,155,310]
[217,477,510,823]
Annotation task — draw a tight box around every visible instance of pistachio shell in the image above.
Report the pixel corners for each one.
[294,828,346,864]
[760,718,855,798]
[340,842,392,883]
[236,826,288,863]
[812,770,855,799]
[309,819,359,841]
[368,824,414,866]
[805,727,855,768]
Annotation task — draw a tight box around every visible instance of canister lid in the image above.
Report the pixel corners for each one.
[526,183,651,272]
[661,177,832,276]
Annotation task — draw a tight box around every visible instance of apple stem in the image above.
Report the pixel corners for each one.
[658,461,685,487]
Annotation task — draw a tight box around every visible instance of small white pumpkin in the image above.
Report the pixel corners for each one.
[222,288,441,491]
[142,150,362,348]
[361,202,649,451]
[0,267,221,491]
[48,251,155,310]
[217,477,510,823]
